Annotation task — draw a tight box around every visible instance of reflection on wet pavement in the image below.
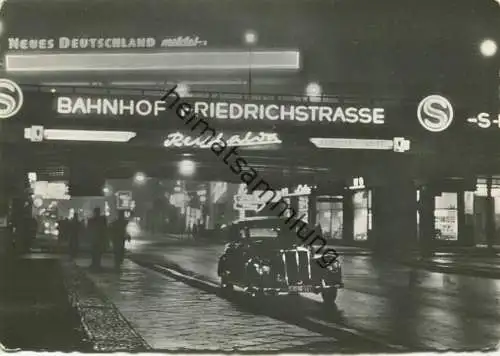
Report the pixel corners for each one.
[129,240,500,351]
[77,258,340,352]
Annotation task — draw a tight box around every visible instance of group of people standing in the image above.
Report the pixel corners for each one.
[59,208,130,270]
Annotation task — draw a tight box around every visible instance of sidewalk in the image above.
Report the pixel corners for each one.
[61,255,151,352]
[0,255,91,352]
[72,254,339,352]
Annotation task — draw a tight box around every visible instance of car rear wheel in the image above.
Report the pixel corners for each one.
[220,276,234,294]
[321,287,338,305]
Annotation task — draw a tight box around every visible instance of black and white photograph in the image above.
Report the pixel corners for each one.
[0,0,499,353]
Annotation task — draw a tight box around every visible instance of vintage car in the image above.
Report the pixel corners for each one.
[217,216,343,304]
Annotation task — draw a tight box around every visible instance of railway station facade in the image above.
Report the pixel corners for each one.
[0,0,499,254]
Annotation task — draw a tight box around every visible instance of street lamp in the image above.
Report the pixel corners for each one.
[102,186,112,195]
[479,37,500,250]
[244,30,258,46]
[479,38,498,58]
[133,172,147,185]
[176,82,190,97]
[244,30,258,95]
[305,82,322,102]
[178,159,196,177]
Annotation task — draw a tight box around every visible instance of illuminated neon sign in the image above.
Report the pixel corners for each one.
[233,184,313,212]
[163,132,282,148]
[466,112,500,129]
[193,102,385,124]
[8,36,208,51]
[309,137,410,152]
[55,96,384,125]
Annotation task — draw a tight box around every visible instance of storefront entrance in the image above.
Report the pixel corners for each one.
[316,196,343,240]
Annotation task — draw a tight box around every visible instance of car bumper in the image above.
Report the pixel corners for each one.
[246,282,344,295]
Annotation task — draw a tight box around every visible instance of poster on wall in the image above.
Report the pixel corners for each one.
[434,210,459,240]
[298,196,309,223]
[434,192,459,241]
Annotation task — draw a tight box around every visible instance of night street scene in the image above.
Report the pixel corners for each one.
[1,0,500,354]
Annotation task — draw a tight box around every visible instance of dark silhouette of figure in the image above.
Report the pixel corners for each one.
[68,214,81,258]
[192,223,199,239]
[27,216,38,251]
[111,211,129,268]
[13,213,36,254]
[57,218,66,247]
[88,208,108,270]
[198,222,205,240]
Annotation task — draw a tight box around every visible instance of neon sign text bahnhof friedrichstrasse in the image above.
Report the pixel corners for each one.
[56,96,386,124]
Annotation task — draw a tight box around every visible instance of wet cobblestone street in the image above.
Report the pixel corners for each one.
[76,257,338,352]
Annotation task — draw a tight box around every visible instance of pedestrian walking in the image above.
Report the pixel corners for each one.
[111,211,129,269]
[88,207,108,271]
[192,223,198,240]
[198,222,205,240]
[27,216,38,251]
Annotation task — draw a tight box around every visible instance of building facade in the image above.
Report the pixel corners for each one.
[0,0,499,253]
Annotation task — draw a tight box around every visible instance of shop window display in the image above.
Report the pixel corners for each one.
[434,192,458,241]
[353,190,371,241]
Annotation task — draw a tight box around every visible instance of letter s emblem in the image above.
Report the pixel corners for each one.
[0,79,24,119]
[417,95,454,132]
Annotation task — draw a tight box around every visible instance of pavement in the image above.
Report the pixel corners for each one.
[5,232,500,352]
[61,257,151,352]
[127,235,500,351]
[71,254,349,352]
[0,255,91,352]
[404,255,500,279]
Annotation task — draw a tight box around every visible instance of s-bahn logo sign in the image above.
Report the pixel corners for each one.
[0,79,23,119]
[417,95,454,132]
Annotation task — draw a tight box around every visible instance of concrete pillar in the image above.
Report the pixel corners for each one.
[486,176,496,249]
[418,186,435,256]
[308,187,318,227]
[373,179,417,258]
[342,191,354,244]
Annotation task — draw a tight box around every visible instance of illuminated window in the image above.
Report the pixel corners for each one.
[316,199,343,239]
[353,190,371,241]
[434,192,458,241]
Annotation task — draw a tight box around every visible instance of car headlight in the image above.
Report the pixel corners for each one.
[255,263,271,275]
[261,265,271,274]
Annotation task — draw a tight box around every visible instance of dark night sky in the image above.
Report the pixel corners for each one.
[2,0,499,89]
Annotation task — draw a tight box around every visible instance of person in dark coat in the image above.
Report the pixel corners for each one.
[57,218,67,247]
[111,211,129,268]
[27,216,38,251]
[88,208,108,270]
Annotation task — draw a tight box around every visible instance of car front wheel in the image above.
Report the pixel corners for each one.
[321,287,338,305]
